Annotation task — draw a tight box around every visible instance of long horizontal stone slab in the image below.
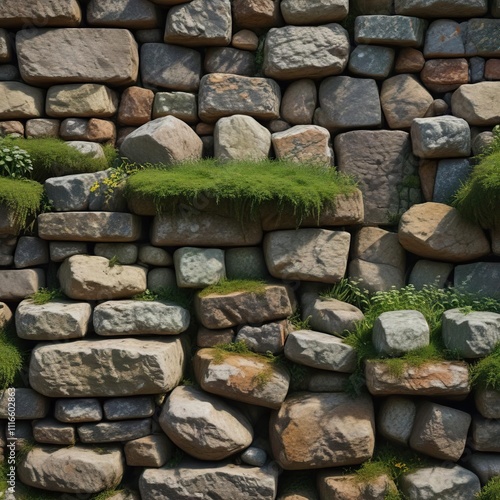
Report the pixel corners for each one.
[78,419,151,443]
[29,337,185,397]
[16,28,139,86]
[395,0,487,17]
[0,269,45,301]
[38,212,141,242]
[365,361,470,396]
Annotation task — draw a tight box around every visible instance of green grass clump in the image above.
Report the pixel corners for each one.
[199,279,267,298]
[125,159,357,221]
[477,477,500,500]
[470,344,500,391]
[0,177,43,228]
[0,328,25,390]
[29,288,64,305]
[133,287,194,311]
[1,137,117,182]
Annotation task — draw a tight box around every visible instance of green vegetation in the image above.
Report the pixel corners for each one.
[125,159,357,221]
[288,309,311,331]
[29,288,64,305]
[133,287,194,311]
[0,176,44,228]
[0,144,33,178]
[0,328,25,390]
[199,279,267,298]
[91,487,125,500]
[477,476,500,500]
[470,344,500,391]
[321,277,371,312]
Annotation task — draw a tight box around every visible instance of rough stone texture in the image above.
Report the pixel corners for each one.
[0,269,45,301]
[0,388,50,420]
[0,121,24,137]
[264,24,349,80]
[174,247,226,288]
[0,302,12,330]
[232,29,259,50]
[49,242,88,262]
[118,86,153,126]
[409,260,453,289]
[470,56,486,82]
[421,58,469,93]
[381,74,433,129]
[433,158,471,203]
[400,465,481,500]
[365,361,471,396]
[318,472,398,500]
[465,19,500,57]
[0,0,82,28]
[241,447,267,467]
[485,59,500,80]
[409,402,471,461]
[204,47,255,76]
[214,115,271,162]
[396,0,487,17]
[67,140,106,160]
[54,399,103,423]
[264,229,350,283]
[395,47,425,73]
[472,416,500,452]
[280,0,348,24]
[349,259,406,294]
[225,247,268,280]
[120,116,203,165]
[284,330,357,373]
[442,308,500,358]
[197,326,235,348]
[159,386,253,460]
[94,300,190,336]
[30,337,185,397]
[138,245,172,266]
[467,453,500,485]
[316,76,381,131]
[140,43,201,92]
[27,117,60,138]
[87,0,159,29]
[355,15,427,47]
[335,130,418,225]
[348,45,395,79]
[151,212,263,247]
[153,92,198,123]
[15,299,92,341]
[281,79,316,125]
[94,243,138,265]
[18,445,124,494]
[199,73,281,122]
[17,28,139,86]
[14,236,49,269]
[39,212,141,243]
[125,434,172,467]
[33,419,76,445]
[140,460,279,499]
[0,82,44,119]
[194,348,290,409]
[147,269,176,292]
[378,396,416,446]
[451,82,500,126]
[455,263,500,299]
[373,310,430,356]
[104,397,155,420]
[270,392,375,470]
[232,0,281,29]
[165,0,231,47]
[424,20,466,57]
[475,388,500,419]
[0,29,10,63]
[398,203,490,262]
[60,118,116,143]
[78,419,151,443]
[195,284,293,329]
[235,320,288,354]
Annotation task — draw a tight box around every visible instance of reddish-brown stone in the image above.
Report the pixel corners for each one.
[485,59,500,80]
[232,0,282,29]
[421,59,469,93]
[395,48,425,73]
[118,87,154,127]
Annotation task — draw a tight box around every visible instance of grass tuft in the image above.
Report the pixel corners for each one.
[470,343,500,391]
[198,279,267,298]
[29,288,64,305]
[0,177,44,228]
[133,287,194,311]
[0,328,25,390]
[477,476,500,500]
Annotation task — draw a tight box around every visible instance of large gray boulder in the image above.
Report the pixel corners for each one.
[29,337,185,397]
[263,24,349,80]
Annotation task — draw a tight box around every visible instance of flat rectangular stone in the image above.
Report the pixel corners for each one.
[0,269,45,301]
[38,212,141,242]
[33,418,76,445]
[395,0,487,17]
[78,419,151,443]
[365,361,470,396]
[0,388,50,420]
[466,19,500,57]
[16,28,139,86]
[103,397,155,420]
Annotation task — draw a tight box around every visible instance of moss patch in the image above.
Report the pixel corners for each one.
[0,177,44,228]
[0,328,26,390]
[198,279,267,298]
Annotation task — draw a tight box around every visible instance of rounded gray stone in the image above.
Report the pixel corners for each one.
[174,247,225,288]
[348,45,395,79]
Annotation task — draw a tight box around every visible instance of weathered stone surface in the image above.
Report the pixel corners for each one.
[140,459,279,499]
[378,396,416,446]
[281,79,316,125]
[199,73,281,122]
[316,76,381,131]
[235,320,288,354]
[467,452,500,485]
[381,74,433,129]
[395,47,425,73]
[348,45,395,79]
[204,47,255,76]
[0,82,44,119]
[174,247,225,288]
[400,465,481,499]
[0,302,12,330]
[16,299,91,341]
[409,402,471,461]
[264,229,350,283]
[280,0,348,24]
[241,447,267,467]
[138,245,172,267]
[355,15,427,47]
[49,242,87,262]
[451,82,500,126]
[18,445,124,494]
[78,419,151,443]
[395,0,487,17]
[125,434,172,467]
[214,115,271,162]
[433,158,471,203]
[165,0,231,47]
[232,29,259,50]
[152,212,263,247]
[118,86,153,127]
[421,58,469,93]
[424,20,466,57]
[270,392,375,470]
[0,388,50,420]
[0,120,24,137]
[442,309,500,359]
[17,28,139,86]
[318,472,398,500]
[232,0,281,29]
[0,0,82,29]
[39,212,141,243]
[0,29,10,63]
[272,125,332,165]
[465,19,500,57]
[152,91,198,123]
[60,118,116,143]
[264,24,349,80]
[365,361,470,396]
[470,56,486,83]
[409,260,453,289]
[94,243,138,265]
[194,348,290,409]
[335,130,418,225]
[67,140,106,160]
[225,247,268,280]
[54,398,103,423]
[94,300,190,336]
[472,415,500,452]
[120,116,203,165]
[398,203,490,262]
[159,386,253,460]
[485,59,500,80]
[475,388,500,419]
[285,330,357,373]
[140,43,201,92]
[349,259,406,294]
[197,326,235,348]
[33,418,76,445]
[13,236,48,269]
[195,284,293,329]
[0,269,45,301]
[87,0,159,29]
[30,337,185,397]
[104,397,155,420]
[454,262,500,299]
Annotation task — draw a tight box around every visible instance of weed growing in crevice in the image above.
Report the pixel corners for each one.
[198,279,267,298]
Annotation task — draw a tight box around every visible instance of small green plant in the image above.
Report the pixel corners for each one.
[107,255,120,268]
[321,278,371,312]
[199,279,267,298]
[0,144,33,179]
[0,328,25,390]
[477,476,500,499]
[0,177,44,228]
[470,344,500,391]
[213,340,256,363]
[29,288,64,305]
[288,310,311,331]
[133,287,194,310]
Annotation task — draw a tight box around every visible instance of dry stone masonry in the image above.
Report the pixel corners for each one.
[0,0,500,498]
